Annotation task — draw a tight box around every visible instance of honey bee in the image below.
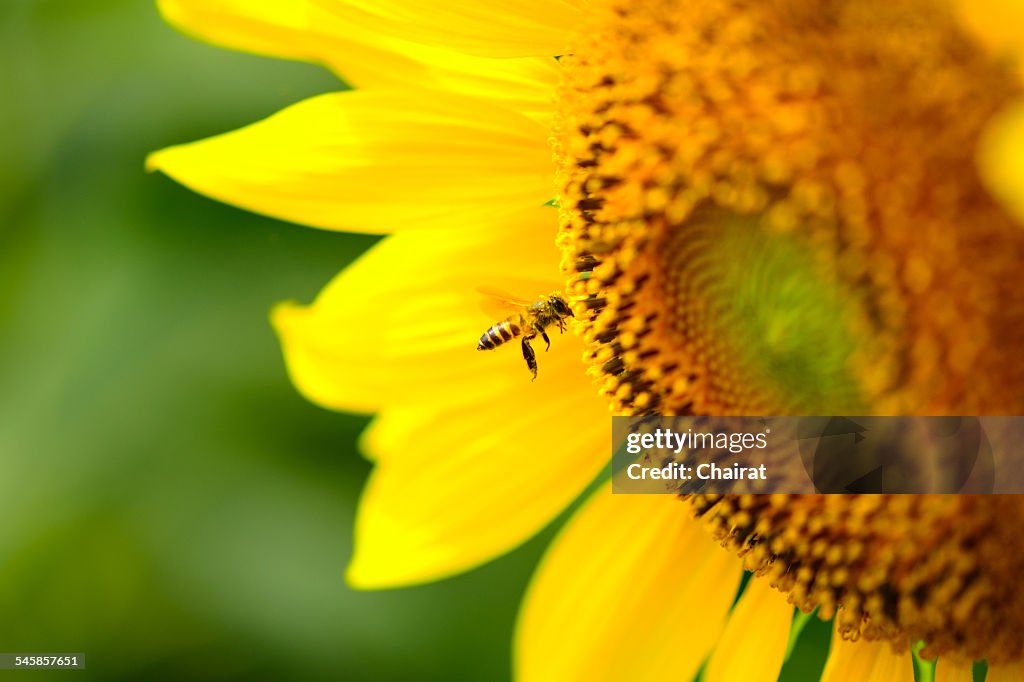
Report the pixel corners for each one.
[476,287,575,381]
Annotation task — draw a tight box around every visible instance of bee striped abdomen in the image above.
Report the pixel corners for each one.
[474,292,572,378]
[478,319,521,350]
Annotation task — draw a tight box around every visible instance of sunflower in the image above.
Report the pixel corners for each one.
[149,0,1024,680]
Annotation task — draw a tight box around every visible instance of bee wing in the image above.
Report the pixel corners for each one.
[476,286,531,319]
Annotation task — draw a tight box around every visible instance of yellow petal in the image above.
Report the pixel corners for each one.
[147,90,552,233]
[313,0,582,58]
[157,0,347,66]
[978,99,1024,226]
[157,0,558,122]
[988,662,1024,682]
[345,361,609,588]
[820,628,915,682]
[704,577,793,682]
[272,213,564,413]
[397,52,558,126]
[515,485,743,682]
[935,660,974,682]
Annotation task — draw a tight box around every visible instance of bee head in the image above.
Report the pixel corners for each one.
[550,295,574,317]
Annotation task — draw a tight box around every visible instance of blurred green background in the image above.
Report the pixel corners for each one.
[0,1,833,680]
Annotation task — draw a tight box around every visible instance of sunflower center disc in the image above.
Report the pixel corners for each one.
[554,0,1024,662]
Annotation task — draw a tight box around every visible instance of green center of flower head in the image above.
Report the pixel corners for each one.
[554,0,1024,664]
[662,209,865,414]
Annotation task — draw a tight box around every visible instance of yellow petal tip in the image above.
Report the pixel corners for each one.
[153,0,176,23]
[269,299,302,331]
[144,149,167,174]
[343,545,442,591]
[344,558,387,591]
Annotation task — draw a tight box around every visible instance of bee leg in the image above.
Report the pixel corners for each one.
[521,336,538,381]
[534,323,551,351]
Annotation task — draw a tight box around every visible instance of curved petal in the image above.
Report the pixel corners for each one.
[704,577,793,682]
[156,0,357,68]
[345,371,609,588]
[157,0,559,122]
[272,212,566,414]
[988,663,1024,682]
[820,628,915,682]
[396,53,558,125]
[978,99,1024,226]
[313,0,582,59]
[147,90,552,233]
[515,485,743,682]
[935,660,974,682]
